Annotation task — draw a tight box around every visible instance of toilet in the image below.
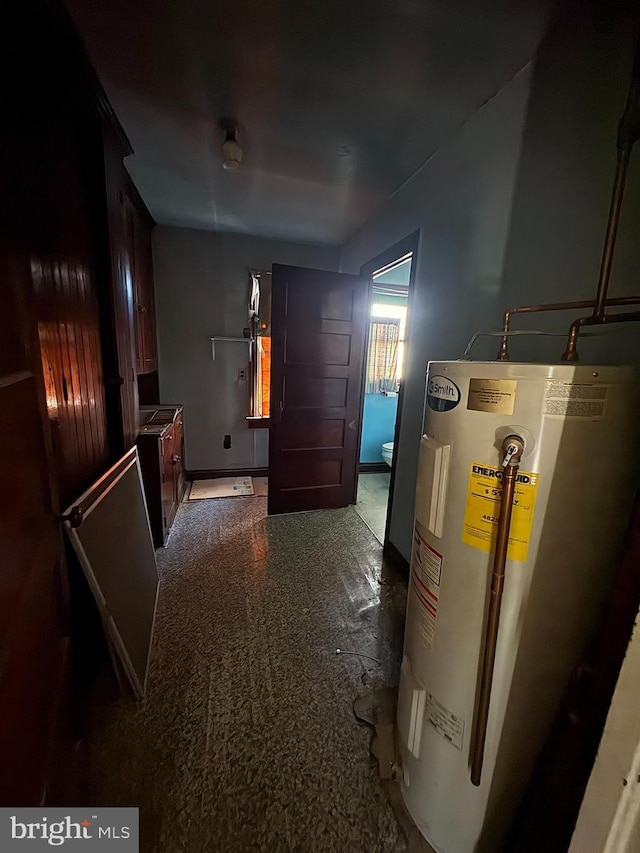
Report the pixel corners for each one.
[381,442,394,467]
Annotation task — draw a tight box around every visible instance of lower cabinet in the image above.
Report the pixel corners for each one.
[137,407,186,547]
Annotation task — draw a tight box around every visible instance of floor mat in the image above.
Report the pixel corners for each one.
[188,477,254,500]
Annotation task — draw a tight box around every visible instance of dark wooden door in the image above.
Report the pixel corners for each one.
[268,264,369,515]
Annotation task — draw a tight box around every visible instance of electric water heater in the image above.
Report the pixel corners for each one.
[397,360,640,853]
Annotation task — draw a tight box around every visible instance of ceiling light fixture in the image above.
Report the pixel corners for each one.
[220,117,242,172]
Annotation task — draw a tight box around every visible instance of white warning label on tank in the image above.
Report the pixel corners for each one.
[410,522,441,647]
[543,382,608,420]
[426,692,465,751]
[413,525,443,586]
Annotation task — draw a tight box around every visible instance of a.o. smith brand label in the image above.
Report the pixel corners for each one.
[0,808,138,850]
[426,375,460,412]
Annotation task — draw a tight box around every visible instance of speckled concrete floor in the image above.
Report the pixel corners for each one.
[90,497,408,852]
[355,473,391,544]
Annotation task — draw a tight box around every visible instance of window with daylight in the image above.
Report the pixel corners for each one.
[366,299,408,393]
[366,320,400,393]
[249,271,271,418]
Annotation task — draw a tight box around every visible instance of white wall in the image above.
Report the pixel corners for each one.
[340,67,533,560]
[489,2,640,367]
[340,1,640,562]
[153,227,339,472]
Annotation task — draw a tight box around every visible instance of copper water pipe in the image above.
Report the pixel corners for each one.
[561,30,640,360]
[562,309,640,361]
[592,148,632,321]
[497,297,640,360]
[593,36,640,320]
[470,436,524,787]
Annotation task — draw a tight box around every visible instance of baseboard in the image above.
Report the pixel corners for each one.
[383,540,410,582]
[187,467,268,480]
[359,462,390,473]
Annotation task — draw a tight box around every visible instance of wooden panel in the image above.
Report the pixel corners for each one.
[137,409,184,547]
[286,285,355,322]
[136,435,164,547]
[173,415,186,504]
[125,178,157,376]
[0,0,142,806]
[27,114,110,505]
[0,344,66,808]
[285,330,351,366]
[0,379,57,631]
[139,221,158,373]
[269,265,368,515]
[284,375,348,408]
[161,430,177,535]
[102,129,139,452]
[280,459,342,490]
[137,370,160,406]
[281,419,345,450]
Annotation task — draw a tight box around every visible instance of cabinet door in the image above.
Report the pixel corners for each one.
[161,431,177,538]
[124,200,145,376]
[126,186,157,376]
[138,221,158,374]
[173,414,185,505]
[103,133,139,451]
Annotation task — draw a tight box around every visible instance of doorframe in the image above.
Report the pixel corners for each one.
[355,231,420,554]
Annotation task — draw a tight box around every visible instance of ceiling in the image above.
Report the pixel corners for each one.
[66,0,554,245]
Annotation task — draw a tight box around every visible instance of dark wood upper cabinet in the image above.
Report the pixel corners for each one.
[100,148,158,451]
[101,129,139,455]
[124,180,158,376]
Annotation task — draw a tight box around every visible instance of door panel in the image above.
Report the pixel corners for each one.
[280,419,345,450]
[285,375,348,408]
[268,265,368,515]
[280,458,343,490]
[285,330,352,366]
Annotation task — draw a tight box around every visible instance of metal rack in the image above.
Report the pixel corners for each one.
[209,336,253,361]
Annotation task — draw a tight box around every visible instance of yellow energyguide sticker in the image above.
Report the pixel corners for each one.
[462,461,539,562]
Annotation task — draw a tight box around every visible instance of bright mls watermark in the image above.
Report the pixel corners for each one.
[1,809,138,850]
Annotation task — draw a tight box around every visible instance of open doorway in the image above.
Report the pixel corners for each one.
[354,233,418,544]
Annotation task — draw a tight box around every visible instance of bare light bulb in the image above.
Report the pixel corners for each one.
[222,136,242,172]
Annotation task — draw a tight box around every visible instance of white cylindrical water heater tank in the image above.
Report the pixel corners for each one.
[397,361,640,853]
